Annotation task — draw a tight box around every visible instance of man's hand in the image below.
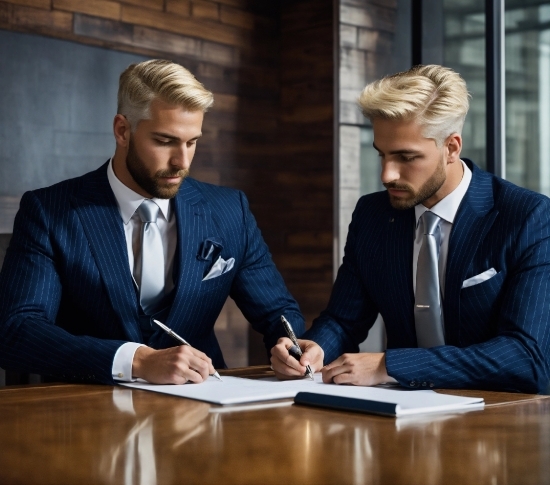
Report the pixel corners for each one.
[322,352,396,386]
[270,337,324,380]
[132,345,216,384]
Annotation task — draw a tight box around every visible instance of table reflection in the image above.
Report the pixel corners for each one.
[0,384,548,485]
[100,387,213,485]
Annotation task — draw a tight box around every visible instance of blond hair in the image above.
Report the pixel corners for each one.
[358,64,470,146]
[117,59,214,131]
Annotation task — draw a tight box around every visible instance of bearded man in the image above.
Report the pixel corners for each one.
[271,64,550,394]
[0,59,304,385]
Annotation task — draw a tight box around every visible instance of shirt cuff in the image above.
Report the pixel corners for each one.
[112,342,145,382]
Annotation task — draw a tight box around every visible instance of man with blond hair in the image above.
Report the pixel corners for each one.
[0,59,304,385]
[272,64,550,393]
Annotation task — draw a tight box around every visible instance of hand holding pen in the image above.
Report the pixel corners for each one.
[280,316,315,380]
[154,320,222,381]
[131,321,221,384]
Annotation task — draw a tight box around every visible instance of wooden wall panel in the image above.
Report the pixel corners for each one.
[0,0,334,367]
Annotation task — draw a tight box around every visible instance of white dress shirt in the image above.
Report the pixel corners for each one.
[107,159,178,381]
[413,160,472,298]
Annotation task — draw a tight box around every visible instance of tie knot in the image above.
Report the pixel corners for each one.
[137,199,160,224]
[422,211,440,235]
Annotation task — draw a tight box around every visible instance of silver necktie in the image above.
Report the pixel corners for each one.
[137,199,165,313]
[414,211,445,347]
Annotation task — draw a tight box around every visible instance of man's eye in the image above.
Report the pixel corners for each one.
[401,155,417,162]
[155,139,171,145]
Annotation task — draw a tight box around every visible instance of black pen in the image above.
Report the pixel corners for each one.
[280,315,314,380]
[153,319,223,381]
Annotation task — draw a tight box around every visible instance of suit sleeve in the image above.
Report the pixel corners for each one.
[228,191,305,352]
[0,192,125,384]
[386,198,550,394]
[303,198,380,363]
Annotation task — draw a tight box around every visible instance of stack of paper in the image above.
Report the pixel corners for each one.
[121,374,484,417]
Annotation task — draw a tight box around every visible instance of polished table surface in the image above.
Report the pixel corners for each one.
[0,366,549,485]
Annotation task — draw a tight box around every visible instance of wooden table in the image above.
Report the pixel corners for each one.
[0,366,549,485]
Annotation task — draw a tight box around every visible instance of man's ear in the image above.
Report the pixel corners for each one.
[113,114,131,147]
[445,133,462,164]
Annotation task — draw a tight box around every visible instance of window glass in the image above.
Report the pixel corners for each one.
[505,2,550,195]
[443,0,487,169]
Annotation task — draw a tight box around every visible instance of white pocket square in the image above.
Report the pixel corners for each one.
[202,256,235,281]
[462,268,497,289]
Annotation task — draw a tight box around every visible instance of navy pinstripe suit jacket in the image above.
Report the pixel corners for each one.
[305,159,550,393]
[0,162,304,384]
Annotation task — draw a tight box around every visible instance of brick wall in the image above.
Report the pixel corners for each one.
[0,0,334,366]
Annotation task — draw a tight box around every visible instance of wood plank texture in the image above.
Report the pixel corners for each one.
[120,0,164,10]
[165,0,190,17]
[191,0,219,21]
[10,4,73,31]
[53,0,121,21]
[220,4,254,29]
[0,0,49,8]
[122,4,249,48]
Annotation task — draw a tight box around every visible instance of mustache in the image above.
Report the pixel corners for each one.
[155,169,189,179]
[383,182,412,192]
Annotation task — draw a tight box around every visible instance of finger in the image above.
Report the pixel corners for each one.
[274,337,294,349]
[271,340,291,360]
[184,355,211,382]
[300,344,323,370]
[270,354,306,377]
[322,354,345,372]
[322,363,348,384]
[332,371,354,385]
[272,341,306,372]
[174,346,215,381]
[181,345,211,363]
[187,349,216,377]
[171,374,189,385]
[271,353,308,380]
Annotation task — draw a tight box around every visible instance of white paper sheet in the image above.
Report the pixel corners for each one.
[121,374,484,416]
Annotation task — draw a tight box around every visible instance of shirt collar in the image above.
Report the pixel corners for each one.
[415,159,472,227]
[107,158,171,224]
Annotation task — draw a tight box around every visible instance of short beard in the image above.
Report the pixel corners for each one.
[384,156,446,210]
[126,137,189,199]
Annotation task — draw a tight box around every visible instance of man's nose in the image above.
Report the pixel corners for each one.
[170,145,191,170]
[380,160,399,185]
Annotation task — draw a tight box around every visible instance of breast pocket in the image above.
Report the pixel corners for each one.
[200,267,235,293]
[459,270,505,343]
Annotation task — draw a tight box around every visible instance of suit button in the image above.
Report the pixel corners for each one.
[422,382,427,387]
[410,380,417,387]
[429,382,434,388]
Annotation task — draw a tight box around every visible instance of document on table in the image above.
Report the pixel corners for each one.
[121,374,484,417]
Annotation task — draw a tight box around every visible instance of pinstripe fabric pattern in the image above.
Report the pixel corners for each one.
[305,159,550,393]
[0,162,304,384]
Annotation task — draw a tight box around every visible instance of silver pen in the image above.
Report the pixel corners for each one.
[280,315,314,380]
[153,319,223,381]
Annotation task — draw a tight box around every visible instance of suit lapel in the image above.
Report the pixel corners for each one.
[71,163,142,342]
[444,160,498,344]
[165,180,215,330]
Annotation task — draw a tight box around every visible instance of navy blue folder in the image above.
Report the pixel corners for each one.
[294,392,398,417]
